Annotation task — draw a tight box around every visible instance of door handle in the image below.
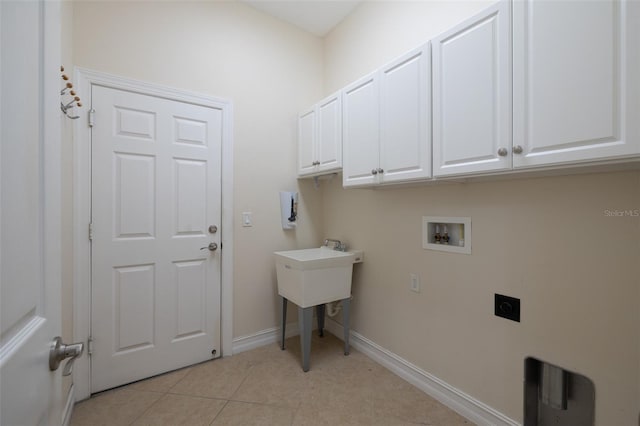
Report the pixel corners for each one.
[200,242,218,251]
[49,336,84,376]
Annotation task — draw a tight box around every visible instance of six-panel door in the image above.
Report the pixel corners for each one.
[90,85,223,392]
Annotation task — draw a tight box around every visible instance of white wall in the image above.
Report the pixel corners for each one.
[324,0,492,93]
[71,0,325,339]
[322,2,640,424]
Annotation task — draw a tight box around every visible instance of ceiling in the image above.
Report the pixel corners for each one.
[242,1,361,37]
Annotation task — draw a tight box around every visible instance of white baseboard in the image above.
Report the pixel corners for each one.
[324,319,519,426]
[231,318,518,425]
[62,384,75,426]
[232,321,315,354]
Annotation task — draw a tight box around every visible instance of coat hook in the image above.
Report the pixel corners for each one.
[60,65,82,119]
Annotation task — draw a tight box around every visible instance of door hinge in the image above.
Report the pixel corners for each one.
[88,337,93,356]
[88,222,93,241]
[88,109,95,128]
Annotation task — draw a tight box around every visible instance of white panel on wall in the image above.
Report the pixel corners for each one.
[173,260,206,340]
[114,264,155,352]
[174,159,206,236]
[115,106,156,140]
[174,116,208,146]
[114,153,156,239]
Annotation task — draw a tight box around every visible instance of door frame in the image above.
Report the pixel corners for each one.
[72,68,234,401]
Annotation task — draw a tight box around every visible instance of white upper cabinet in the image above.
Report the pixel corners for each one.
[343,44,431,187]
[380,43,431,183]
[342,71,380,187]
[513,0,640,168]
[298,108,317,176]
[317,94,342,172]
[432,0,512,177]
[297,92,342,177]
[304,0,640,186]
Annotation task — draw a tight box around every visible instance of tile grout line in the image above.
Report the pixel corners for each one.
[225,361,256,402]
[126,388,168,426]
[208,399,230,426]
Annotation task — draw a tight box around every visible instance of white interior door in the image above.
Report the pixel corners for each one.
[0,1,64,425]
[90,85,222,393]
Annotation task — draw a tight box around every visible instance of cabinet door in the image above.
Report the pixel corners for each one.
[317,93,342,173]
[379,43,431,183]
[297,107,317,176]
[513,0,640,168]
[342,72,379,187]
[432,0,511,177]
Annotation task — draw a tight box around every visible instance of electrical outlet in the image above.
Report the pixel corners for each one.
[410,273,420,293]
[495,293,520,322]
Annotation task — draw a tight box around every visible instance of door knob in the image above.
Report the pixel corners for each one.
[200,242,218,251]
[49,336,84,376]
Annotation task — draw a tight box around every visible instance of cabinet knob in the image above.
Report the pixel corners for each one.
[312,161,320,166]
[513,145,523,155]
[371,169,378,175]
[497,147,508,157]
[377,168,384,174]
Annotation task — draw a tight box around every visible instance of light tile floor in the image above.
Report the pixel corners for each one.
[71,333,472,426]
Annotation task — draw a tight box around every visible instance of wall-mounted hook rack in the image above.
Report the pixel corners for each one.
[60,65,81,119]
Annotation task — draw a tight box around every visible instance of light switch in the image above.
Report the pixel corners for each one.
[242,212,252,227]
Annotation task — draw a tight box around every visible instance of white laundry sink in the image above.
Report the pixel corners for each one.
[274,247,363,308]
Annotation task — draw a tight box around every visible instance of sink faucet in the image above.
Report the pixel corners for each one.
[323,238,346,251]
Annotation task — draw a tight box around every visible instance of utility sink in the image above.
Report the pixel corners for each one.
[274,247,363,308]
